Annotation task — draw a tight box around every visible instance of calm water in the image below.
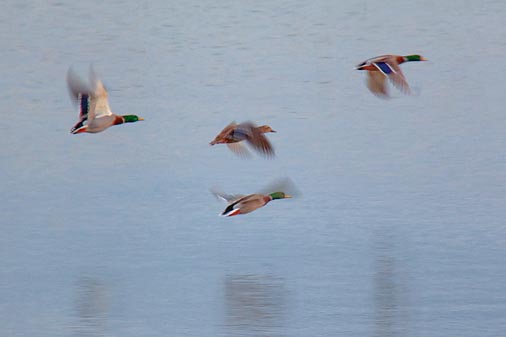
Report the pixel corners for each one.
[1,1,506,336]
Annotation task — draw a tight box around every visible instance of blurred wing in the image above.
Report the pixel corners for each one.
[70,93,91,133]
[67,67,94,132]
[90,81,112,118]
[77,94,91,119]
[227,143,252,158]
[232,122,254,141]
[88,67,112,119]
[249,132,275,157]
[210,121,238,144]
[387,62,411,94]
[210,188,244,203]
[366,71,389,98]
[374,62,411,95]
[237,122,275,157]
[221,121,238,136]
[257,177,301,197]
[66,67,92,108]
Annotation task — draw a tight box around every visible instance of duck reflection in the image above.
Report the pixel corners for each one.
[224,274,286,337]
[373,234,410,337]
[72,277,109,337]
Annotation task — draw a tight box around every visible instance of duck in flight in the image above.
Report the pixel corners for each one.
[67,66,144,134]
[355,54,427,98]
[209,121,276,158]
[212,191,291,217]
[211,177,298,216]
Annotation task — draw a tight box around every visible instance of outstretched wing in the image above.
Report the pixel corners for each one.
[366,71,389,98]
[227,143,252,158]
[67,66,92,107]
[373,61,411,95]
[210,188,244,203]
[67,66,113,123]
[231,122,253,141]
[257,177,301,197]
[236,121,275,157]
[88,67,112,120]
[210,121,238,145]
[70,93,92,133]
[67,67,93,132]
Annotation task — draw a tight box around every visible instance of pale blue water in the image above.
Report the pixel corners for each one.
[1,1,506,336]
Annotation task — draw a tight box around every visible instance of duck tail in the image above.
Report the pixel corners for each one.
[221,208,241,217]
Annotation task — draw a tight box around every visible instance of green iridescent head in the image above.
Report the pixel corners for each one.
[122,115,144,123]
[405,55,427,62]
[269,192,292,200]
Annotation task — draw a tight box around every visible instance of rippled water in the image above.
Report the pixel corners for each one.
[1,1,506,336]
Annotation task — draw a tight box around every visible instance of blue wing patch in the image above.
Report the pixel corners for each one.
[71,93,90,133]
[231,128,250,140]
[78,93,90,117]
[374,62,394,75]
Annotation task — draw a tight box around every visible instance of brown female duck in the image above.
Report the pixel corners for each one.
[209,121,276,157]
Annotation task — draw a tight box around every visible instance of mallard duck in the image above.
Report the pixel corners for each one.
[211,177,298,216]
[209,121,276,157]
[355,54,427,98]
[213,191,291,216]
[67,67,144,134]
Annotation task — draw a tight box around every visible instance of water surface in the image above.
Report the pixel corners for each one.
[1,1,506,336]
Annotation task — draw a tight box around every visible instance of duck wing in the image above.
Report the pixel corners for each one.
[373,61,411,95]
[227,143,252,158]
[210,189,244,203]
[236,122,275,157]
[366,71,389,98]
[257,177,301,197]
[67,67,92,107]
[69,93,92,133]
[67,67,94,132]
[210,121,238,145]
[88,68,113,120]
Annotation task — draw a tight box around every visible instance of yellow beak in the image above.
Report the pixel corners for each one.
[285,194,292,198]
[138,117,145,121]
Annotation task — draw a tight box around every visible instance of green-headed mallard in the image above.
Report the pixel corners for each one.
[209,121,276,158]
[211,177,298,216]
[213,191,291,216]
[67,67,144,134]
[355,54,427,98]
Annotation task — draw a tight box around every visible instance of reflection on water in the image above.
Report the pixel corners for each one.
[71,277,110,337]
[373,232,410,337]
[224,274,286,337]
